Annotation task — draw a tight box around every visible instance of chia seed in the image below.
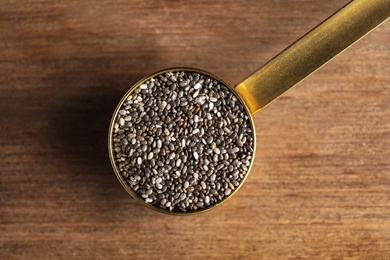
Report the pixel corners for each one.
[111,70,254,213]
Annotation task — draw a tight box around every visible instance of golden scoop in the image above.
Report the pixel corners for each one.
[109,0,389,214]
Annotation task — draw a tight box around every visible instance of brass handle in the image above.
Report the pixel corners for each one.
[235,0,390,115]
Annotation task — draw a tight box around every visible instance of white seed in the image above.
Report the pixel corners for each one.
[176,159,182,167]
[193,151,199,160]
[169,152,176,160]
[209,97,218,102]
[119,118,125,126]
[160,101,167,110]
[204,195,210,204]
[119,110,127,115]
[192,129,199,134]
[194,83,202,89]
[209,102,214,110]
[195,96,205,104]
[214,147,220,154]
[193,90,199,98]
[137,157,142,165]
[148,152,153,160]
[140,84,148,89]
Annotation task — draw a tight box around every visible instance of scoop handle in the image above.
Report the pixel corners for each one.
[235,0,390,115]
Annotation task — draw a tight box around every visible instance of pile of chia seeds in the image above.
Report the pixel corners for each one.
[112,70,254,212]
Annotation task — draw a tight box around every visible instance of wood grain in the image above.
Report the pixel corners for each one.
[1,0,389,259]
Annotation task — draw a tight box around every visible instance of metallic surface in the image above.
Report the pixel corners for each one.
[235,0,390,114]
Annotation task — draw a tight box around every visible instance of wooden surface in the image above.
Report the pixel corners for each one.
[1,0,389,259]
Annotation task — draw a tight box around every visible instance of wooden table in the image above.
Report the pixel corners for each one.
[1,0,389,259]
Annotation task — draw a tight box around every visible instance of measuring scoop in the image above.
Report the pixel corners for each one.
[109,0,389,214]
